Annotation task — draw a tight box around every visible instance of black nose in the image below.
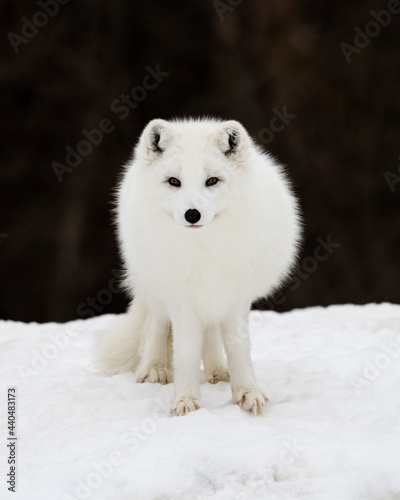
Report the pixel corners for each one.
[185,209,201,224]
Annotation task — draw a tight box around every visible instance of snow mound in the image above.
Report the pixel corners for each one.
[1,303,400,500]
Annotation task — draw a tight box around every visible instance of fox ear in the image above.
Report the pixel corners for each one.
[216,120,248,157]
[142,119,172,157]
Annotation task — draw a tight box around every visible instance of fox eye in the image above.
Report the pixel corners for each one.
[168,177,181,187]
[206,177,219,187]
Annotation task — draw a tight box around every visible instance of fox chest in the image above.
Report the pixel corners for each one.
[137,244,261,320]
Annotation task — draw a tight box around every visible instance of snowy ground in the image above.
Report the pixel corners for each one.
[1,303,400,500]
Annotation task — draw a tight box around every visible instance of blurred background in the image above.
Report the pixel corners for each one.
[1,0,399,323]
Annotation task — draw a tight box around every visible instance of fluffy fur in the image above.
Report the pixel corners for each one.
[97,117,301,416]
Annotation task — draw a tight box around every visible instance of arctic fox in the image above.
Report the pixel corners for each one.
[98,118,300,416]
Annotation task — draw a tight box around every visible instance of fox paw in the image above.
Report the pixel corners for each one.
[234,387,268,415]
[136,366,170,385]
[207,367,230,384]
[171,397,201,416]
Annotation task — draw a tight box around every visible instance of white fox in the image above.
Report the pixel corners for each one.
[97,118,300,416]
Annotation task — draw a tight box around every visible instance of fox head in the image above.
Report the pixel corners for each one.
[136,118,253,229]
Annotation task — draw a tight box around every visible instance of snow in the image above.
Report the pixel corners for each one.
[1,303,400,500]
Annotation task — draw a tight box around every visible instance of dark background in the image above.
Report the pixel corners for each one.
[1,0,399,323]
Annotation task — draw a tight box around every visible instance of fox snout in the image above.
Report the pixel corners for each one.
[184,209,201,224]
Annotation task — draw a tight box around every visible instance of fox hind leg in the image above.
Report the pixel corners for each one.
[202,326,230,384]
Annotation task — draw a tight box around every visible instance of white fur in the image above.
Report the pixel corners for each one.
[97,117,301,416]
